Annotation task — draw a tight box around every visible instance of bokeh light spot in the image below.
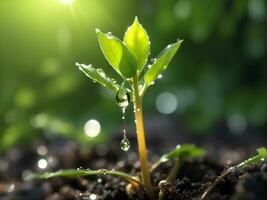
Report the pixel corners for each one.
[37,159,48,169]
[84,119,101,137]
[155,92,178,114]
[227,114,247,134]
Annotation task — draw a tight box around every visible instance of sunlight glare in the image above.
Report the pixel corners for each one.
[59,0,75,5]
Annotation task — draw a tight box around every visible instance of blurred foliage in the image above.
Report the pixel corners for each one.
[0,0,266,151]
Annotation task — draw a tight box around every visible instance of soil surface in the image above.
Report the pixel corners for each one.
[0,130,267,200]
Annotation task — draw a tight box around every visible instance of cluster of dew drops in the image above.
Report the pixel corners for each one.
[116,84,131,152]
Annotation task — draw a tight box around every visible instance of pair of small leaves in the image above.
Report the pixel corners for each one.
[96,17,149,79]
[78,17,182,95]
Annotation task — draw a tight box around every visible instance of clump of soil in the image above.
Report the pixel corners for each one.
[0,135,266,200]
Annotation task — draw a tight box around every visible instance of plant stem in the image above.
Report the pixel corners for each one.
[166,159,181,182]
[201,154,262,200]
[200,167,234,200]
[132,76,154,199]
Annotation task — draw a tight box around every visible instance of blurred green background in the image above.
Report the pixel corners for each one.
[0,0,266,152]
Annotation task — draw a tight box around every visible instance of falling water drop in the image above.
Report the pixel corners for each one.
[116,83,131,152]
[120,133,130,152]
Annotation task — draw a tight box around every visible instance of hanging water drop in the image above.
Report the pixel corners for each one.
[116,85,130,109]
[120,133,130,151]
[116,82,131,152]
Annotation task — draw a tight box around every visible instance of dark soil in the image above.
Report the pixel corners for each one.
[0,132,267,200]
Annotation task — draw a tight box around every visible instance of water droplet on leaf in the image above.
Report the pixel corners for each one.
[96,68,105,77]
[111,79,117,84]
[158,74,163,79]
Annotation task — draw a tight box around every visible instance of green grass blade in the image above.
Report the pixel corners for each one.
[31,169,142,186]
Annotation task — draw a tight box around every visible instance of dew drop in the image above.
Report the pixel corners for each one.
[150,81,155,85]
[96,68,105,77]
[150,58,157,63]
[120,134,130,152]
[111,78,117,84]
[99,169,107,175]
[158,74,163,79]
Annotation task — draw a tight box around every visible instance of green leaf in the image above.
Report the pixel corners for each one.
[76,63,119,93]
[257,147,267,160]
[151,144,205,171]
[159,144,205,162]
[96,29,137,78]
[124,17,150,74]
[236,147,267,168]
[144,40,183,88]
[30,169,142,186]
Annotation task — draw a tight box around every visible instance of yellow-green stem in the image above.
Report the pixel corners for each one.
[132,76,154,199]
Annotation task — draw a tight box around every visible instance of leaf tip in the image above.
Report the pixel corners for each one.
[95,28,101,34]
[75,62,80,67]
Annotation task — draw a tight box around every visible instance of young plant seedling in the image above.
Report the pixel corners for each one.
[200,147,267,200]
[32,17,205,199]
